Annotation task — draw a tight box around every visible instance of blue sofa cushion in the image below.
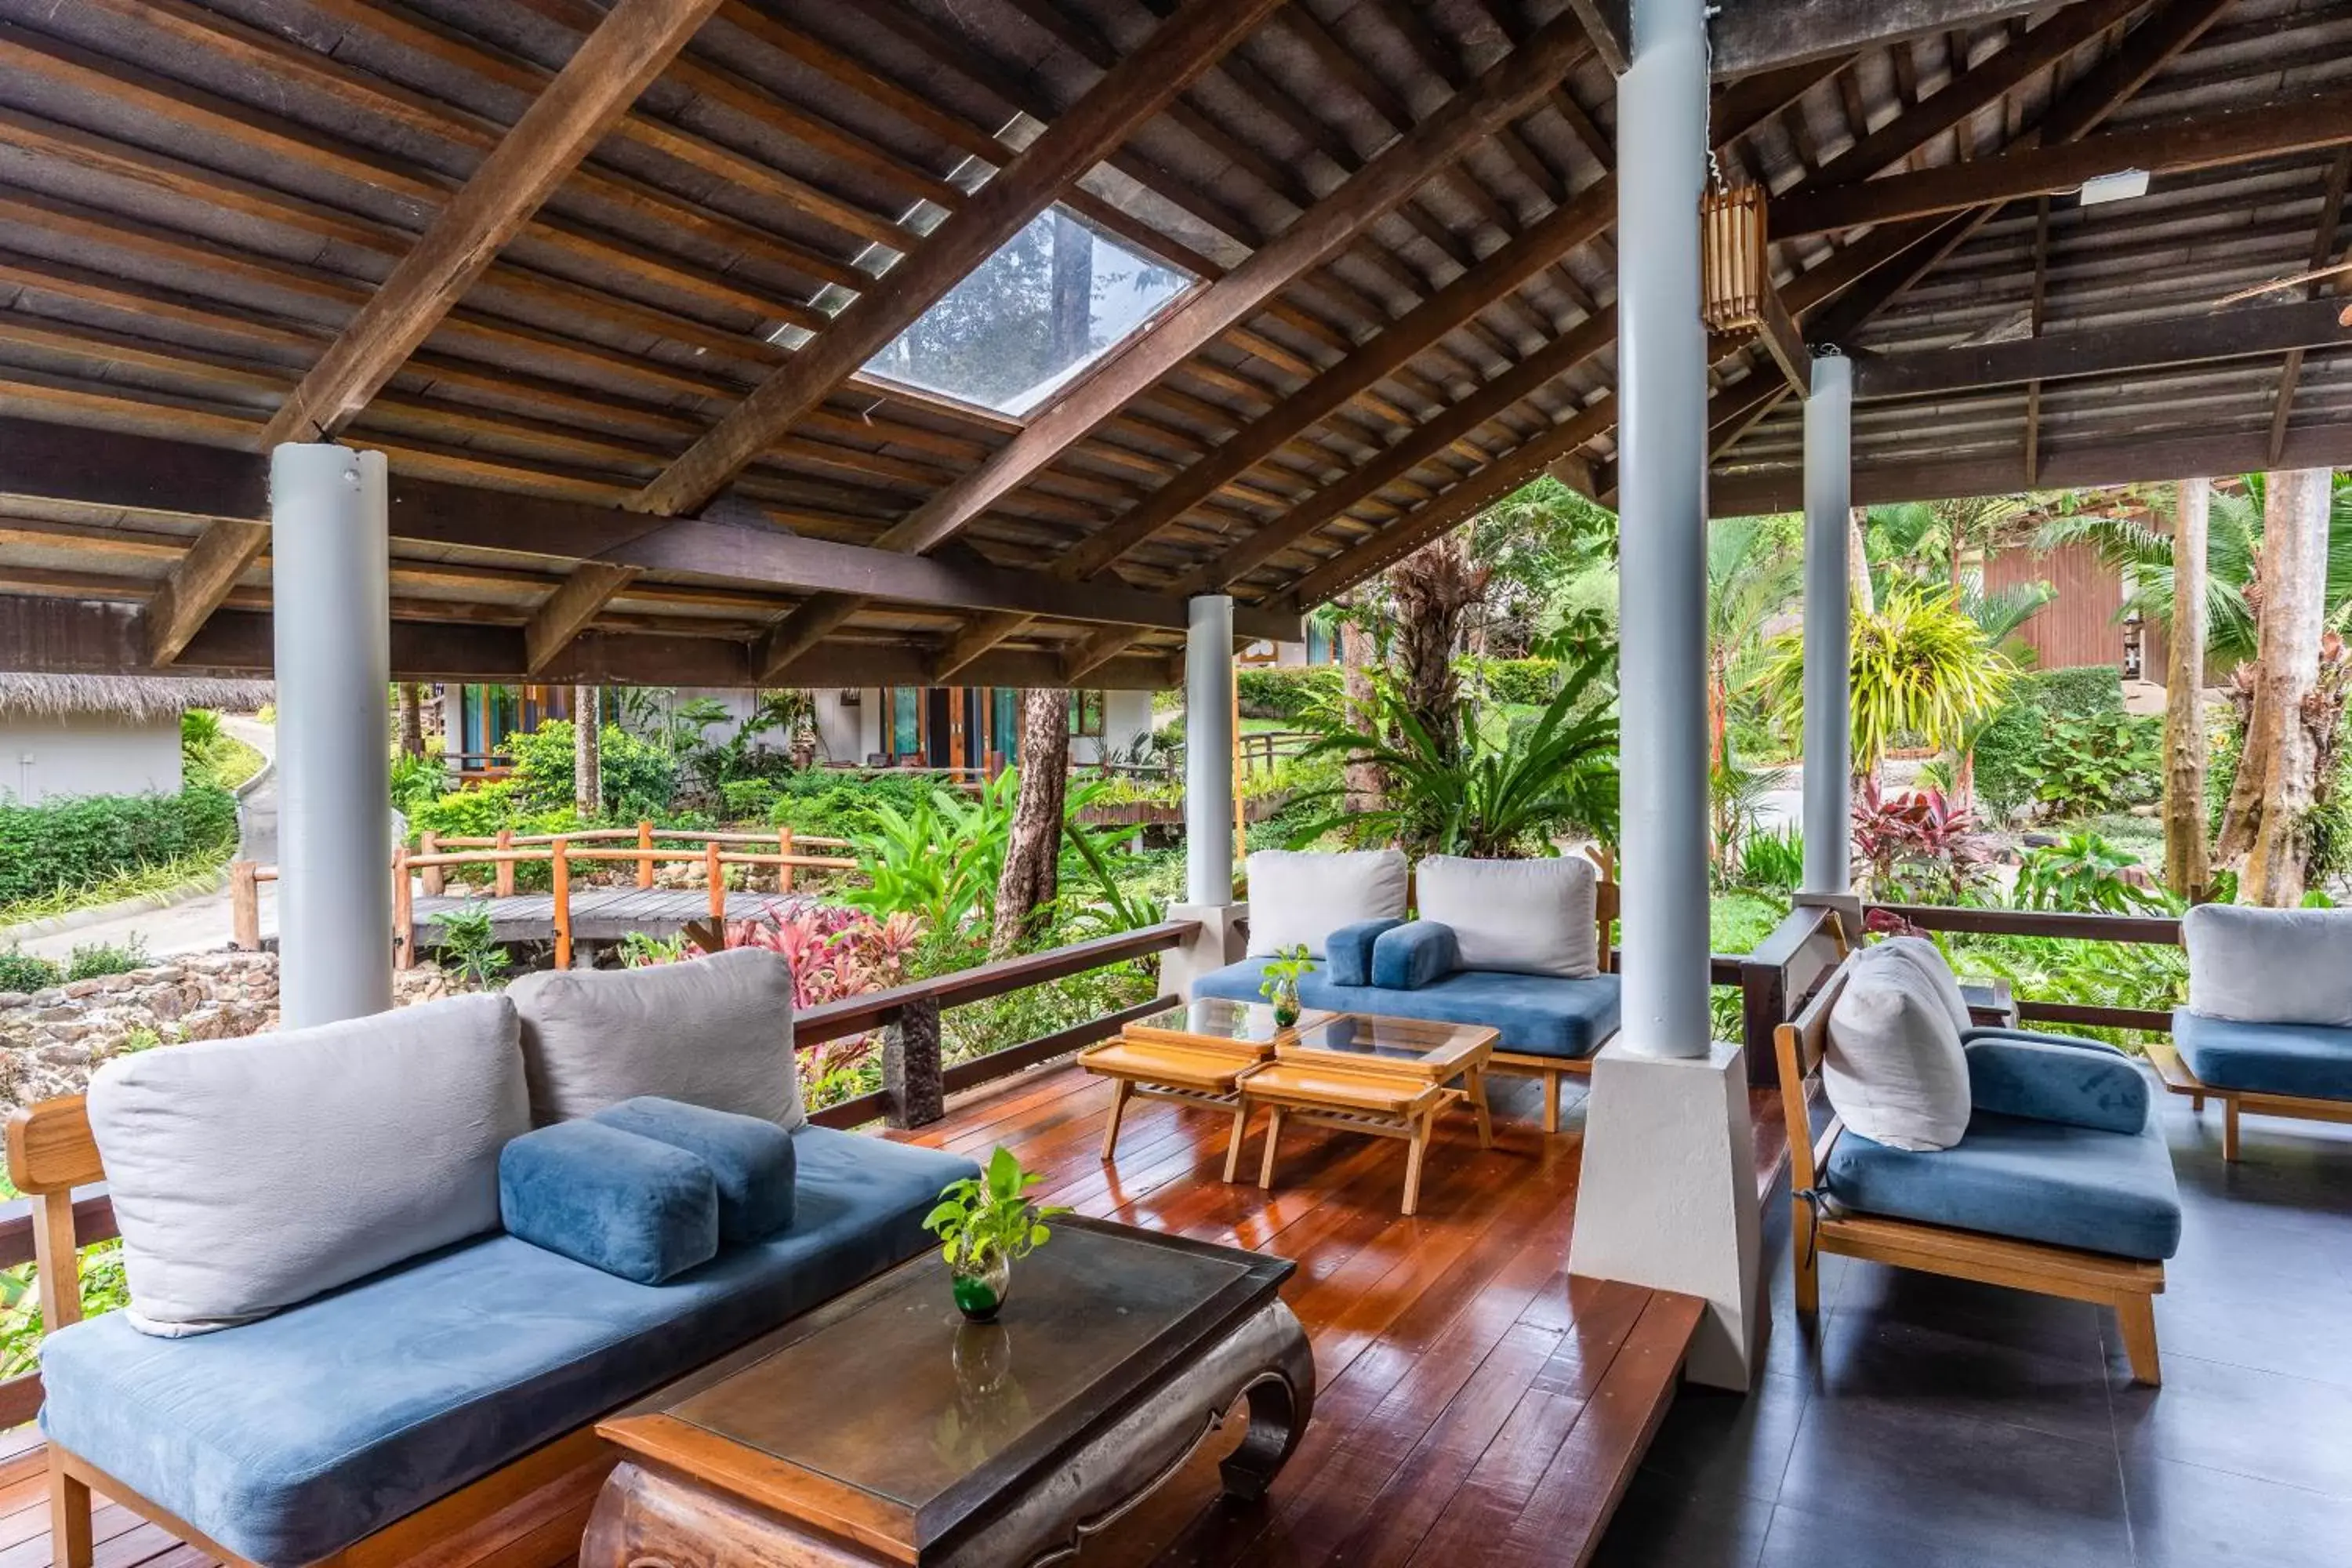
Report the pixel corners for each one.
[1962,1026,2125,1055]
[1964,1036,2150,1136]
[1195,960,1620,1060]
[593,1096,797,1242]
[1371,921,1458,991]
[1824,1109,2182,1261]
[499,1120,717,1284]
[1326,919,1404,988]
[2173,1007,2352,1101]
[39,1128,977,1568]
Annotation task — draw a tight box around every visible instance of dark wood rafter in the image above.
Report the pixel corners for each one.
[1854,297,2352,398]
[2266,147,2352,465]
[2025,195,2052,485]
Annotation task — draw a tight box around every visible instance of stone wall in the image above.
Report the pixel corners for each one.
[0,953,458,1113]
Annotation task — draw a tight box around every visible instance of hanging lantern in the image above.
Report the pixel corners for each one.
[1700,183,1770,334]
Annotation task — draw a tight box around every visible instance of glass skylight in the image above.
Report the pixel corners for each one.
[860,206,1192,418]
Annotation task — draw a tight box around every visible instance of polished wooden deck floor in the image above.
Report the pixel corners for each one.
[5,1065,1788,1568]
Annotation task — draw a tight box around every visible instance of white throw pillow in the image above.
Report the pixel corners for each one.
[1824,943,1971,1152]
[1245,848,1408,958]
[508,947,804,1129]
[1870,935,1974,1038]
[1414,855,1599,978]
[87,993,527,1336]
[2184,903,2352,1026]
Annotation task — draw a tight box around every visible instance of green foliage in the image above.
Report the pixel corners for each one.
[1764,586,2015,775]
[921,1147,1069,1270]
[720,779,780,822]
[843,775,1012,934]
[0,1240,130,1378]
[405,779,583,852]
[1944,931,2187,1051]
[510,720,677,818]
[1285,647,1619,857]
[2013,833,2174,914]
[1258,944,1315,1014]
[1459,658,1563,708]
[0,950,60,993]
[1236,665,1341,721]
[0,786,239,907]
[428,904,510,989]
[179,708,222,758]
[180,710,263,790]
[1972,666,2127,818]
[766,771,951,839]
[389,750,445,815]
[1737,827,1806,893]
[2003,711,2161,818]
[64,936,151,981]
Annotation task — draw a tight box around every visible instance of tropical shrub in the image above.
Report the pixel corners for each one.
[389,750,445,815]
[510,720,677,818]
[1737,827,1806,893]
[0,951,61,993]
[0,786,239,907]
[1236,666,1341,722]
[1850,781,1993,903]
[767,771,952,839]
[2005,712,2161,818]
[2013,833,2172,915]
[64,938,151,982]
[427,905,510,989]
[1973,666,2125,817]
[844,774,1014,934]
[1459,658,1563,708]
[1762,586,2015,778]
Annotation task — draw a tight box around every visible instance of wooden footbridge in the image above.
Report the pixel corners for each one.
[231,825,860,967]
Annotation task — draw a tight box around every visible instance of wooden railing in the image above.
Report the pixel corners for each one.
[230,822,859,967]
[1866,902,2183,1033]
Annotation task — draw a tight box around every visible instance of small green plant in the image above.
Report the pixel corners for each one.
[65,937,151,982]
[389,750,445,814]
[180,708,223,760]
[1737,827,1806,893]
[429,904,510,989]
[617,930,688,967]
[0,950,61,993]
[2013,833,2172,915]
[1258,943,1316,1025]
[922,1147,1068,1320]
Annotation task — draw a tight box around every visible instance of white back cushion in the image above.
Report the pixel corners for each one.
[88,993,527,1336]
[1414,855,1599,978]
[1824,943,1971,1152]
[508,947,804,1129]
[1870,935,1974,1038]
[2184,903,2352,1026]
[1245,848,1408,958]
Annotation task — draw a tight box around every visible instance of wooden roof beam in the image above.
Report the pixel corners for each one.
[2266,148,2352,463]
[1711,0,2048,79]
[631,0,1290,524]
[523,562,640,674]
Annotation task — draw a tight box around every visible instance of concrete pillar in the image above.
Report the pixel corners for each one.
[1184,594,1236,907]
[1565,0,1763,1392]
[1802,353,1854,895]
[1610,0,1711,1060]
[270,443,394,1029]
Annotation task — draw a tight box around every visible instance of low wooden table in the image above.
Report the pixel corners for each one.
[1078,998,1336,1162]
[585,1218,1313,1568]
[1232,1014,1497,1217]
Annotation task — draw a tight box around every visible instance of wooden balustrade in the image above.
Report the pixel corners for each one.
[1866,902,2183,1033]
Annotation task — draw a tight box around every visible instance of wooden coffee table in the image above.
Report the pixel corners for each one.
[1078,998,1335,1162]
[583,1218,1313,1568]
[1232,1014,1497,1217]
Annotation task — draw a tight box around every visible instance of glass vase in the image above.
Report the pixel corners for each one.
[949,1248,1011,1322]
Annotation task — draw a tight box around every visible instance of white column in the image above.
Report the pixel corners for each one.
[1802,353,1854,895]
[1611,0,1711,1060]
[1566,0,1762,1393]
[1183,594,1236,906]
[271,443,394,1029]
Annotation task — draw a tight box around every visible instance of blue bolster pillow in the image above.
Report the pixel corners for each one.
[499,1120,717,1283]
[1372,920,1459,991]
[593,1096,798,1241]
[1327,919,1405,987]
[1964,1036,2151,1136]
[1963,1025,2125,1057]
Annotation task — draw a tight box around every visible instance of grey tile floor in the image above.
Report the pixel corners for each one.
[1595,1099,2352,1568]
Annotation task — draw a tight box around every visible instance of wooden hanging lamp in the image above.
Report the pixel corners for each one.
[1700,183,1812,395]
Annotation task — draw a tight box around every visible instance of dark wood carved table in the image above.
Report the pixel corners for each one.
[583,1217,1313,1567]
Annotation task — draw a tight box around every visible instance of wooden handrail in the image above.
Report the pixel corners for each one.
[1867,902,2182,946]
[798,921,1197,1046]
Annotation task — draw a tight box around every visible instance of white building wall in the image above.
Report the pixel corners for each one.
[1076,688,1155,766]
[0,716,184,804]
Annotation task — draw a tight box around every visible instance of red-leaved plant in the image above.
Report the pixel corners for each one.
[1849,779,1994,903]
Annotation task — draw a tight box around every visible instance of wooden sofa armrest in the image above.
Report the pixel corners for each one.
[5,1096,105,1335]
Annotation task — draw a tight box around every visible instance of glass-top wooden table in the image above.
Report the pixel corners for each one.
[586,1218,1313,1567]
[1076,997,1338,1164]
[1236,1014,1499,1218]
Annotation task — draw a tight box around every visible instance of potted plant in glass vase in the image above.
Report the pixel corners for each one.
[922,1148,1068,1323]
[1258,943,1316,1029]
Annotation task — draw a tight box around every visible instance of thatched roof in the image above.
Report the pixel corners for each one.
[0,674,274,723]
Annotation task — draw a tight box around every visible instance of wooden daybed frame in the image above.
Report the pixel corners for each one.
[2143,1034,2352,1163]
[1773,942,2167,1385]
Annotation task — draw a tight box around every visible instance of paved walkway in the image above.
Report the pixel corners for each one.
[17,716,278,961]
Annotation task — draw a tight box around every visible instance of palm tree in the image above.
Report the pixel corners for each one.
[1385,534,1490,767]
[1705,516,1802,771]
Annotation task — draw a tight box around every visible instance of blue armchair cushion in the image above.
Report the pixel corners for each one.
[1325,919,1405,987]
[39,1128,978,1568]
[1372,921,1459,991]
[2172,1007,2352,1101]
[1825,1109,2180,1261]
[593,1096,797,1242]
[498,1120,717,1285]
[1963,1036,2150,1135]
[1193,960,1620,1060]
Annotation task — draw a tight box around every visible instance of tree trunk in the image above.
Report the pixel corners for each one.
[1848,507,1875,616]
[574,686,601,818]
[1339,599,1382,812]
[2163,477,2212,901]
[397,683,425,758]
[1385,535,1488,764]
[2219,469,2332,904]
[991,688,1072,954]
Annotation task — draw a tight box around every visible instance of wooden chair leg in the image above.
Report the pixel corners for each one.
[2190,1093,2205,1114]
[1468,1067,1494,1149]
[1099,1079,1131,1163]
[1221,1102,1250,1183]
[1258,1106,1286,1190]
[1402,1112,1431,1217]
[2116,1294,2161,1386]
[1792,1199,1820,1317]
[2223,1098,2241,1163]
[49,1466,91,1568]
[1541,1071,1562,1136]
